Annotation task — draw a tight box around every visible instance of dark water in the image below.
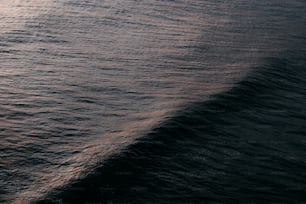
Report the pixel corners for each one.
[0,0,306,203]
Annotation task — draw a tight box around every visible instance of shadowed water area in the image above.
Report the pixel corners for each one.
[0,0,305,203]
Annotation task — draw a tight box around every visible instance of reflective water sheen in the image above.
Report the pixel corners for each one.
[0,0,305,203]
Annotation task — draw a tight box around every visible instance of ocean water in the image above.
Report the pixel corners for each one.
[0,0,306,203]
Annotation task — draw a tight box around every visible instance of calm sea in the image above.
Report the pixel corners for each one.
[1,0,306,203]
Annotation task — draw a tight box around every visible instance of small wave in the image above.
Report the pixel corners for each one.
[38,54,306,203]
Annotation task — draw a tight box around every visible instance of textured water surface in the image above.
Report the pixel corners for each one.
[0,0,306,203]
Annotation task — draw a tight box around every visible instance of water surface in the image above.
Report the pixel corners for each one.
[0,0,306,203]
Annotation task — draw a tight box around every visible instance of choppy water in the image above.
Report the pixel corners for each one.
[0,0,306,203]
